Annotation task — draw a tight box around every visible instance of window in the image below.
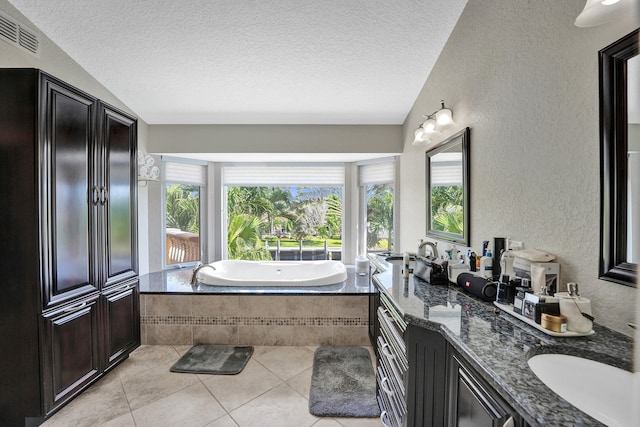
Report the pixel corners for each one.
[222,165,344,261]
[163,160,206,266]
[359,160,395,254]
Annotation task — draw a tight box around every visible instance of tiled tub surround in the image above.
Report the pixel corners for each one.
[370,255,634,427]
[139,267,372,346]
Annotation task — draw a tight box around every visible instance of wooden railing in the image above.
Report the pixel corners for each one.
[166,228,200,264]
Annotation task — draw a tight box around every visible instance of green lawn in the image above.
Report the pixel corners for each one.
[265,238,342,248]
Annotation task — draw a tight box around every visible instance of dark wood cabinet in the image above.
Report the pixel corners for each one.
[0,69,139,426]
[98,103,138,288]
[447,351,518,427]
[405,324,448,427]
[40,74,100,310]
[103,279,140,369]
[41,294,101,413]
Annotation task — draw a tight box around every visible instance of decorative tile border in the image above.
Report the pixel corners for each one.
[141,315,368,327]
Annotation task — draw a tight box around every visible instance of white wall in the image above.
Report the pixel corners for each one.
[0,0,151,274]
[400,0,639,335]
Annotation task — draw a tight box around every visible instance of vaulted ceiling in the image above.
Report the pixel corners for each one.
[8,0,468,125]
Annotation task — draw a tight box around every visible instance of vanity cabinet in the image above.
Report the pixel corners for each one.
[405,324,448,427]
[447,350,520,427]
[377,292,408,427]
[0,69,139,426]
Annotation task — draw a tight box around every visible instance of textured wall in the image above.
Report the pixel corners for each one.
[400,0,639,335]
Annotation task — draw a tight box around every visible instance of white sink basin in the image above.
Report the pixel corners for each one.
[528,354,638,426]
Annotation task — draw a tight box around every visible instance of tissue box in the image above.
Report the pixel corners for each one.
[448,263,470,283]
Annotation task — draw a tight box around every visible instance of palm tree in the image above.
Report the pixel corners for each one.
[367,184,393,250]
[430,186,463,233]
[166,184,200,233]
[227,214,272,260]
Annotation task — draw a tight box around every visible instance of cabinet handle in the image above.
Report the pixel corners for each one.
[380,377,394,396]
[100,187,109,205]
[380,343,395,359]
[63,301,87,313]
[501,416,515,427]
[91,186,100,205]
[380,410,391,427]
[110,283,135,294]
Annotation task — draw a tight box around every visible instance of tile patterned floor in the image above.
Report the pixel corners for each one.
[41,345,383,427]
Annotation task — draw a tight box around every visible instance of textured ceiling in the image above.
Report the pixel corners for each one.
[8,0,468,125]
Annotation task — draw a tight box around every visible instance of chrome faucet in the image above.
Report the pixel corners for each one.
[190,262,216,284]
[418,240,439,258]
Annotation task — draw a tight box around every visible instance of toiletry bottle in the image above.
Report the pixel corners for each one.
[403,252,410,279]
[469,252,477,272]
[482,240,489,256]
[480,250,493,278]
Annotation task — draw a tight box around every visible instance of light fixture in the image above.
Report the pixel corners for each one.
[412,100,454,146]
[138,150,159,185]
[435,101,453,126]
[575,0,631,27]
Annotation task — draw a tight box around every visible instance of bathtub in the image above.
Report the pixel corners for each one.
[195,260,348,287]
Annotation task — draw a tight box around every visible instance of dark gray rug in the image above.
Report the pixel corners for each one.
[309,346,380,418]
[170,345,253,375]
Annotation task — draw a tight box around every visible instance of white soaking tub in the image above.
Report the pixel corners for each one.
[194,260,348,287]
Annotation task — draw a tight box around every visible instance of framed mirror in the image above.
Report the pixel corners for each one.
[426,127,470,246]
[599,28,638,287]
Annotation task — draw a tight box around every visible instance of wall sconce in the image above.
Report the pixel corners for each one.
[575,0,632,27]
[412,100,454,146]
[138,150,159,186]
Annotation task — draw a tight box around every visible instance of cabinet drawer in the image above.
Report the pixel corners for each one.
[380,292,406,332]
[378,307,408,371]
[377,366,405,427]
[41,295,101,414]
[377,336,406,398]
[376,292,408,427]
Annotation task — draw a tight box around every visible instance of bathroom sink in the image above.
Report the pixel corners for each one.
[527,354,638,427]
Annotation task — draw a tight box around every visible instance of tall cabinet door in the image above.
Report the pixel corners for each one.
[40,75,99,310]
[97,102,138,288]
[41,294,101,414]
[103,279,140,370]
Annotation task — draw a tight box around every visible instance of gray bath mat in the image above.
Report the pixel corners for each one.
[309,346,380,417]
[170,345,253,375]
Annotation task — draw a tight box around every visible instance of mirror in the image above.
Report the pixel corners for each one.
[426,127,470,246]
[599,29,638,287]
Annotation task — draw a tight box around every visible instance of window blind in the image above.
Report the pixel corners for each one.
[359,161,394,185]
[164,162,206,185]
[223,165,344,186]
[430,153,462,186]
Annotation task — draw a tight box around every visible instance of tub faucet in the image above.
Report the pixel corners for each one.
[191,262,216,284]
[418,240,438,258]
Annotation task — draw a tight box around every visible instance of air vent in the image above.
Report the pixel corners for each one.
[0,10,40,57]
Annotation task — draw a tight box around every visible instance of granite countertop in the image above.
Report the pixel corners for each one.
[139,266,374,295]
[369,254,634,427]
